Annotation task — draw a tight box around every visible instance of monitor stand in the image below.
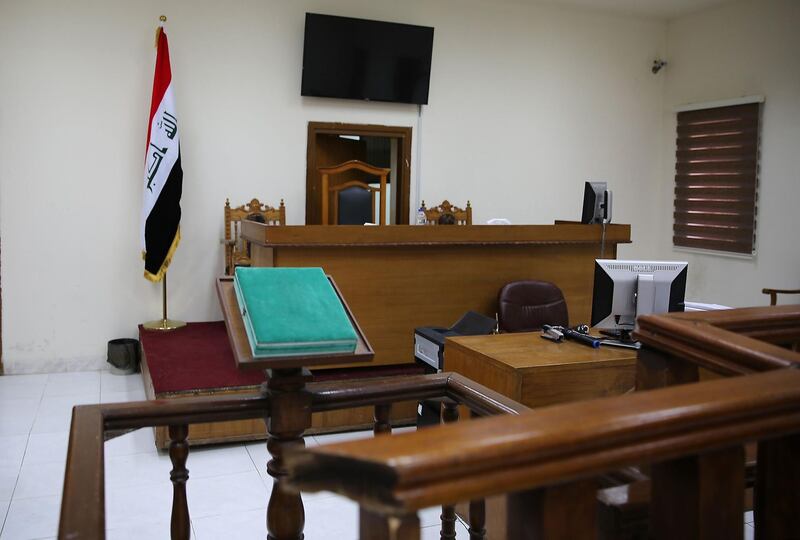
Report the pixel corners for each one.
[598,329,641,350]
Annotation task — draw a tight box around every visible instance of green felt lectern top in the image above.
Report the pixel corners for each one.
[216,272,373,371]
[233,267,357,358]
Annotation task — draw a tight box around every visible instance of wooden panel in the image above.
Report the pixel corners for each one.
[507,480,598,540]
[246,224,629,369]
[651,446,745,540]
[442,342,521,402]
[519,362,635,409]
[243,222,631,247]
[276,244,599,368]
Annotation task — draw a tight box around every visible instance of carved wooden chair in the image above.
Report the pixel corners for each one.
[421,200,472,225]
[319,160,390,225]
[763,288,800,306]
[223,198,285,274]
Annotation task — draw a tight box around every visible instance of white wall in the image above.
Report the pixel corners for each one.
[0,0,667,373]
[659,0,800,307]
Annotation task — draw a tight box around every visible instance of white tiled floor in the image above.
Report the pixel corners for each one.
[0,371,468,539]
[0,370,752,539]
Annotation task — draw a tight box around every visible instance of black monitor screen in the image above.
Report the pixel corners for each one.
[301,13,434,105]
[581,181,607,224]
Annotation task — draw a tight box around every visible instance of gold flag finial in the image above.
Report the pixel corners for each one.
[155,16,166,47]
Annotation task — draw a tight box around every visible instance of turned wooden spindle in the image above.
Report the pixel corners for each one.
[755,433,800,539]
[467,499,485,540]
[651,446,744,540]
[440,401,459,540]
[168,424,190,540]
[265,368,313,540]
[506,479,598,538]
[374,403,392,435]
[466,410,486,540]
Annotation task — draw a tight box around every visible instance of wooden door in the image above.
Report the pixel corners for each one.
[306,122,412,225]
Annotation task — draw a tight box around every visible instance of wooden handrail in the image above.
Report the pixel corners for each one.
[666,304,800,345]
[58,372,528,539]
[59,407,105,539]
[634,306,800,376]
[285,369,800,512]
[309,373,530,416]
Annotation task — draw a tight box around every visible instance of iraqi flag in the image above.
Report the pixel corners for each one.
[141,26,182,282]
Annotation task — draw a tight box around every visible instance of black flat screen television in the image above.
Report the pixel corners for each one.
[301,13,434,105]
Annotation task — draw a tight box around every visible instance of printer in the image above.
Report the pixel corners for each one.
[414,311,497,427]
[414,311,498,373]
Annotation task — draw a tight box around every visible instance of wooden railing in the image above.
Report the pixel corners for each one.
[280,306,800,538]
[58,372,528,539]
[60,306,800,539]
[286,370,800,539]
[635,305,800,378]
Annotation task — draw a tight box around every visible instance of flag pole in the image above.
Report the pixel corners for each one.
[142,14,184,332]
[143,272,186,331]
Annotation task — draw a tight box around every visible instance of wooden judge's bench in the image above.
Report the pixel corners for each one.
[243,222,631,368]
[140,222,630,448]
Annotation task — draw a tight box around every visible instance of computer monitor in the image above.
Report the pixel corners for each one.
[590,260,688,336]
[581,181,613,224]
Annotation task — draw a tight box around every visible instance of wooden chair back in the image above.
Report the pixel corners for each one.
[421,199,472,225]
[224,198,285,274]
[319,160,390,225]
[763,288,800,306]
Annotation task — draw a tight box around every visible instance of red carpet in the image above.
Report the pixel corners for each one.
[139,321,424,394]
[140,322,264,393]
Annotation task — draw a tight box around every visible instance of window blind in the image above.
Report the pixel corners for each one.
[673,102,761,254]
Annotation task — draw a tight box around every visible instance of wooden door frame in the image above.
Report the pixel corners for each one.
[306,122,412,225]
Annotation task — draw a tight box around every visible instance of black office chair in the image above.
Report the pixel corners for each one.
[337,185,374,225]
[498,280,569,332]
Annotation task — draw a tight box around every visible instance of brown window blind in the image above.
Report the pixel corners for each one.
[673,102,761,254]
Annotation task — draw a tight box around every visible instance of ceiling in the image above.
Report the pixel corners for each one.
[507,0,736,20]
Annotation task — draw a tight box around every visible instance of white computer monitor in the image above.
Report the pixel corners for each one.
[590,259,688,335]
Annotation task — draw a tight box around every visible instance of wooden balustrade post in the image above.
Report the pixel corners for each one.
[650,446,744,540]
[360,508,421,540]
[467,499,486,540]
[439,400,459,540]
[755,433,800,539]
[374,403,392,435]
[168,424,190,540]
[506,479,597,539]
[467,410,486,540]
[264,368,313,540]
[636,347,698,391]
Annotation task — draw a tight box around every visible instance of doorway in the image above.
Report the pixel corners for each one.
[306,122,412,225]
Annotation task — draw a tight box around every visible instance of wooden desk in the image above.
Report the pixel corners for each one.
[444,332,637,409]
[244,223,631,369]
[445,332,637,537]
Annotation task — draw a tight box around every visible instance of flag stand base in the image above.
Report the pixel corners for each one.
[142,273,185,332]
[143,318,187,331]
